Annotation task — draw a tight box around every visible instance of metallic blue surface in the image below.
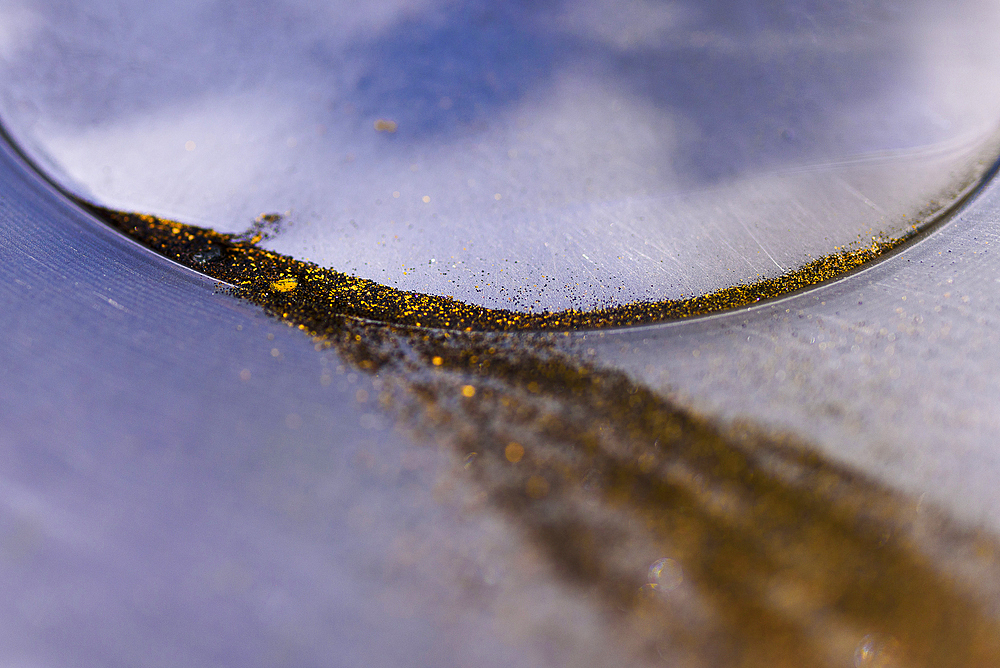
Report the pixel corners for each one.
[4,1,1000,662]
[0,137,549,667]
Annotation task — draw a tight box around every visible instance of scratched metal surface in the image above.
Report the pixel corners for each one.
[2,0,1000,310]
[5,112,1000,666]
[4,2,1000,666]
[576,179,1000,535]
[0,136,622,668]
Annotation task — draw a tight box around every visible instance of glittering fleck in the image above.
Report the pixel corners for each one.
[647,558,683,592]
[854,634,901,668]
[270,276,298,292]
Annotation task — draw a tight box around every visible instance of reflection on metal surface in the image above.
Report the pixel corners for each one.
[3,0,1000,309]
[54,196,1000,666]
[5,2,1000,666]
[5,91,1000,665]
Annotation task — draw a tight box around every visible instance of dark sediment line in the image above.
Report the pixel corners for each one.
[85,203,911,332]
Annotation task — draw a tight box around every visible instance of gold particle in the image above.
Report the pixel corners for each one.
[461,385,476,398]
[432,356,443,366]
[271,348,281,357]
[526,475,550,499]
[494,193,502,200]
[239,368,251,382]
[505,442,525,463]
[374,119,398,133]
[392,191,400,198]
[184,140,196,151]
[422,195,431,203]
[270,277,298,292]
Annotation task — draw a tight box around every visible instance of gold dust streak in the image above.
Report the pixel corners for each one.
[79,199,1000,667]
[324,322,1000,668]
[82,203,918,332]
